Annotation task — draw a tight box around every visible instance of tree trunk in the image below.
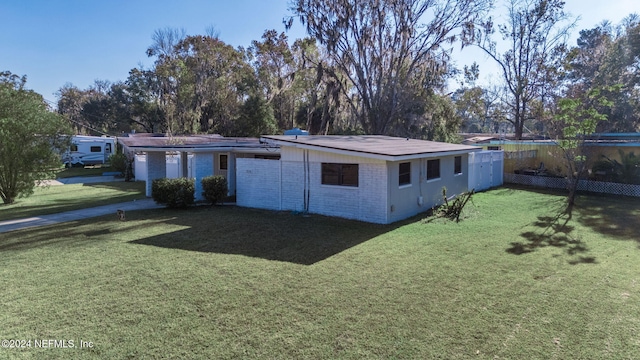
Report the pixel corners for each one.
[565,183,576,219]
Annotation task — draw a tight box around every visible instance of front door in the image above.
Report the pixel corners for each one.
[217,153,228,177]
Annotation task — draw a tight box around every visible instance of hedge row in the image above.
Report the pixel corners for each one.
[151,178,195,208]
[151,176,228,208]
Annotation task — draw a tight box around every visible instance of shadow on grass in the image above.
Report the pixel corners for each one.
[0,217,172,252]
[0,182,145,222]
[129,207,403,265]
[501,184,640,243]
[503,186,640,263]
[574,194,640,243]
[507,206,596,264]
[0,206,404,266]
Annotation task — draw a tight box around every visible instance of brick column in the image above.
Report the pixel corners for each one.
[180,151,189,178]
[146,151,166,197]
[227,153,236,196]
[194,152,214,201]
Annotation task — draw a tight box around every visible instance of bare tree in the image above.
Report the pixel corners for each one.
[288,0,492,135]
[146,27,187,58]
[476,0,575,139]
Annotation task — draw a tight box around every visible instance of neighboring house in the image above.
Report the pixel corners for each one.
[479,133,640,176]
[122,134,488,224]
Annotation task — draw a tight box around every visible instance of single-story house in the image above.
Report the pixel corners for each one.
[118,134,280,199]
[122,134,486,224]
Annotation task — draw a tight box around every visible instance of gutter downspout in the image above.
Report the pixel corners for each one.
[303,149,310,213]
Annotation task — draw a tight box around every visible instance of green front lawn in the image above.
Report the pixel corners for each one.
[0,181,146,222]
[1,187,639,359]
[55,164,114,179]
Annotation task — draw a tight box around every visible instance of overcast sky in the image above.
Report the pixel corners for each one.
[1,0,638,104]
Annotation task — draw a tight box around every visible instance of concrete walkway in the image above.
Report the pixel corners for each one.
[0,175,159,234]
[0,198,163,234]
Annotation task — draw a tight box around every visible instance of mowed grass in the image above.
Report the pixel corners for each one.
[0,182,146,222]
[55,165,114,179]
[0,186,639,359]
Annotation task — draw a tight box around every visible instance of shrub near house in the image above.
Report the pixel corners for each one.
[201,176,228,205]
[152,178,195,208]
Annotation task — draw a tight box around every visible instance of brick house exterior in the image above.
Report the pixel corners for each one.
[236,136,480,224]
[124,134,481,224]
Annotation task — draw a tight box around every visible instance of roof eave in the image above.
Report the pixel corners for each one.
[261,137,480,161]
[126,145,279,153]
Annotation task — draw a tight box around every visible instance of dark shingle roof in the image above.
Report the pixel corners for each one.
[262,135,478,158]
[118,134,260,149]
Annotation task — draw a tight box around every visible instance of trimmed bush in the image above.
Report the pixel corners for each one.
[109,153,128,175]
[152,178,195,208]
[201,175,228,205]
[108,152,134,181]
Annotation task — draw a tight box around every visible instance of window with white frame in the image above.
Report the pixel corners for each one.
[454,156,462,175]
[427,159,440,180]
[219,154,228,170]
[321,163,358,187]
[399,162,411,186]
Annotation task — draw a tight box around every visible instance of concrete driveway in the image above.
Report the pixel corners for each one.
[0,198,162,233]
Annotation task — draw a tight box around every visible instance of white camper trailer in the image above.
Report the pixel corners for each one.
[63,135,116,167]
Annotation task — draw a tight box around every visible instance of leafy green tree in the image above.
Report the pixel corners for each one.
[249,30,298,130]
[289,37,353,135]
[125,68,166,133]
[476,0,575,139]
[234,95,278,137]
[401,93,462,143]
[0,72,72,204]
[147,32,257,135]
[455,86,486,132]
[452,64,508,133]
[56,80,123,135]
[175,35,255,134]
[565,16,640,133]
[56,83,92,134]
[552,87,616,214]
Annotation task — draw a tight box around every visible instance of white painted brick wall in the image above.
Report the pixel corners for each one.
[166,155,180,178]
[236,159,282,210]
[356,162,388,223]
[280,161,305,212]
[193,153,214,201]
[306,162,388,223]
[135,154,146,183]
[277,149,389,223]
[146,152,166,197]
[281,147,382,163]
[135,154,193,183]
